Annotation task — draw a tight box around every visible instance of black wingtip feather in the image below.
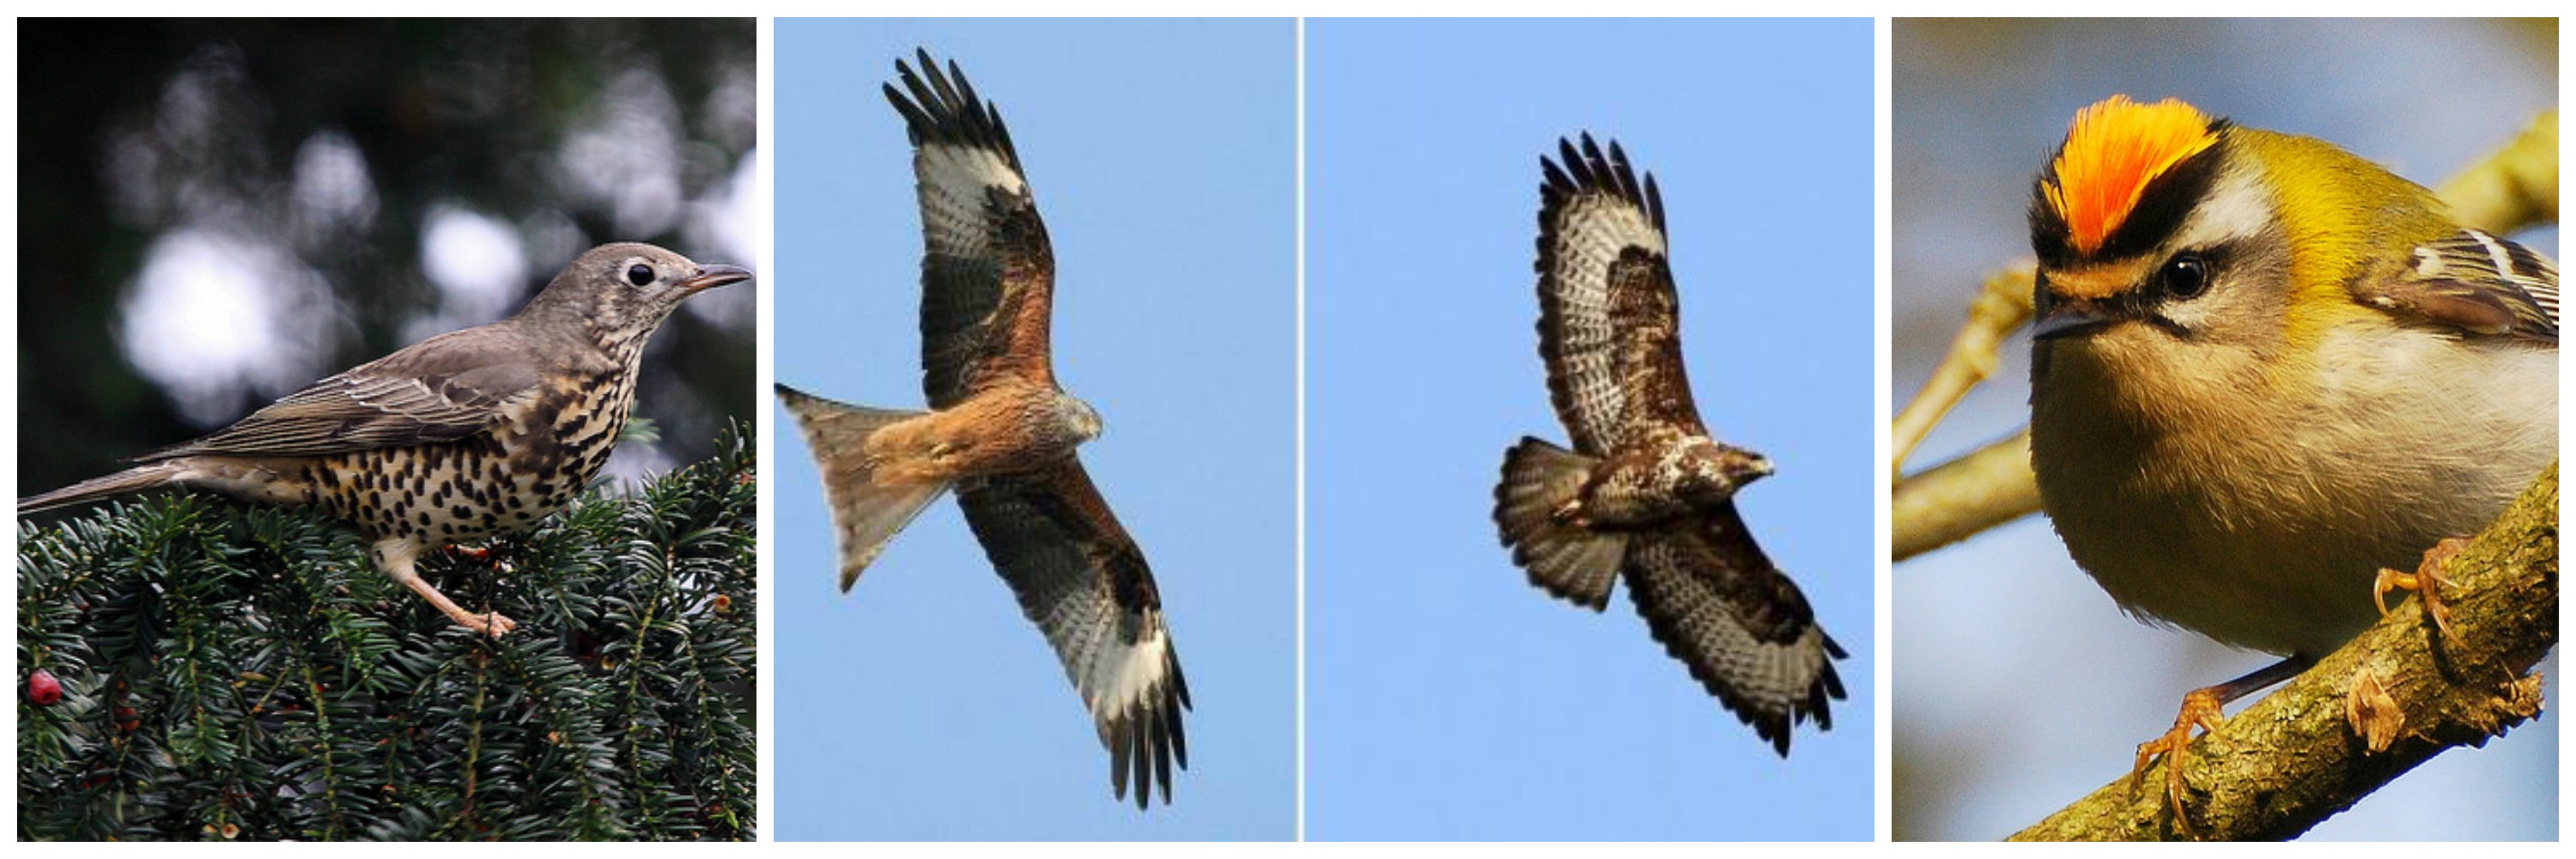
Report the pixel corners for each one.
[1109,716,1133,802]
[1644,174,1667,233]
[1537,132,1664,241]
[1167,693,1190,772]
[1139,701,1159,804]
[883,48,1024,169]
[1098,655,1193,809]
[1149,706,1174,806]
[1540,155,1573,199]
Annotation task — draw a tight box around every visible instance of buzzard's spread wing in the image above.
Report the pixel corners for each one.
[2355,228,2558,342]
[1624,505,1847,756]
[1534,134,1704,454]
[137,323,544,461]
[954,460,1191,808]
[885,50,1058,409]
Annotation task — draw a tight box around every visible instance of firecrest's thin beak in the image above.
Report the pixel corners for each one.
[2032,297,2116,341]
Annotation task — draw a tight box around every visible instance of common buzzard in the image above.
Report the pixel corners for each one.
[1493,135,1845,755]
[776,50,1189,808]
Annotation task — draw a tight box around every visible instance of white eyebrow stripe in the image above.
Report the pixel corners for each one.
[2168,163,2269,250]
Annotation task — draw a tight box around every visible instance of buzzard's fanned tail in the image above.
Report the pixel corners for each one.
[1494,436,1627,611]
[18,461,189,514]
[775,384,949,591]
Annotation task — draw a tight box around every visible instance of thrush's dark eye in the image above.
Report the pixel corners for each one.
[2160,253,2209,301]
[626,264,655,287]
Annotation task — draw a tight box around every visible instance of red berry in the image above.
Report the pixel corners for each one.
[27,670,64,706]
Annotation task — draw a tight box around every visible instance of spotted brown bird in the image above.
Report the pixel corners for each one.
[1493,135,1846,755]
[18,242,752,636]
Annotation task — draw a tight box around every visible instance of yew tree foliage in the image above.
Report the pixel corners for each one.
[15,426,756,841]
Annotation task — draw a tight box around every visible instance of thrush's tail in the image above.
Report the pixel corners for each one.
[776,384,949,591]
[18,461,189,515]
[1494,436,1628,611]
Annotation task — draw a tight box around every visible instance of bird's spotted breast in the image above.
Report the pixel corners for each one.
[308,367,635,546]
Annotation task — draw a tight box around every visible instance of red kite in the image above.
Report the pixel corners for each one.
[777,50,1188,808]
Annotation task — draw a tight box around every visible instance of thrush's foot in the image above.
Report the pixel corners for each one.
[381,539,519,637]
[423,594,518,637]
[2131,689,2227,838]
[454,608,519,637]
[2375,536,2468,644]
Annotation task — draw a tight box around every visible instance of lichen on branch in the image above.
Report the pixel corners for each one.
[2009,466,2555,840]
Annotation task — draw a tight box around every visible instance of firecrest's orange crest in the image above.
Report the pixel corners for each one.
[2041,95,2220,256]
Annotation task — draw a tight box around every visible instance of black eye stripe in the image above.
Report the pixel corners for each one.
[626,263,654,287]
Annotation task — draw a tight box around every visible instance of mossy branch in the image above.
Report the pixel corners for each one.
[2010,465,2556,841]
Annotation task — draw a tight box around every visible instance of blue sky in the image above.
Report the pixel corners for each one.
[771,19,1295,840]
[1303,19,1876,840]
[1891,18,2555,841]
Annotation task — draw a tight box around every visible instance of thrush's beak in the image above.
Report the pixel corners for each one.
[681,263,754,294]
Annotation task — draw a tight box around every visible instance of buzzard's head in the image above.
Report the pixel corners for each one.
[1675,438,1773,508]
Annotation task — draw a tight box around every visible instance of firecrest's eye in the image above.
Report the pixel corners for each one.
[2160,253,2209,301]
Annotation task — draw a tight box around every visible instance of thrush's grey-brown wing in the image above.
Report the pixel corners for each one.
[884,50,1059,410]
[136,320,545,461]
[954,460,1189,809]
[1624,504,1846,757]
[1534,134,1704,455]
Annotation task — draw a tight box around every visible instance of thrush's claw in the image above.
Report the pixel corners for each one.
[2374,537,2467,644]
[2131,689,2227,839]
[454,609,519,637]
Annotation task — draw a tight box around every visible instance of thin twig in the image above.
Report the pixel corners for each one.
[1892,430,2038,561]
[1890,266,2033,477]
[2436,110,2558,235]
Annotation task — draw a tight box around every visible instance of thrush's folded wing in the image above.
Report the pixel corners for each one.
[136,322,545,461]
[884,50,1059,409]
[1534,134,1704,454]
[953,460,1191,808]
[2354,228,2558,342]
[1624,504,1847,757]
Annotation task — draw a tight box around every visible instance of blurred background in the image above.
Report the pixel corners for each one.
[15,19,759,497]
[1892,18,2557,840]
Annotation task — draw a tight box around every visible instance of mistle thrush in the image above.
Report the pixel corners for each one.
[19,241,752,636]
